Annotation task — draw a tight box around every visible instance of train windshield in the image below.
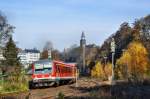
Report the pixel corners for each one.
[34,68,52,74]
[34,59,52,74]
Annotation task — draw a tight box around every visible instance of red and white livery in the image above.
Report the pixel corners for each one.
[29,59,76,88]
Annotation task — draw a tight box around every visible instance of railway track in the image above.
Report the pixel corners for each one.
[28,84,78,99]
[27,78,107,99]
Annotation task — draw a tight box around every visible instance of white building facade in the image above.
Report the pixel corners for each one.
[18,49,40,68]
[0,47,4,61]
[0,50,4,60]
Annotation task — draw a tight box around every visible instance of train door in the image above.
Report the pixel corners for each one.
[55,63,61,80]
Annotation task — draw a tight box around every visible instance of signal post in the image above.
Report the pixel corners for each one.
[111,38,116,85]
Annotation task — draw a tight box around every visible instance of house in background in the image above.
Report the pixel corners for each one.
[0,50,4,61]
[0,47,4,61]
[18,48,40,68]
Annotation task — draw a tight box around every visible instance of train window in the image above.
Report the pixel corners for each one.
[34,68,52,74]
[65,67,71,73]
[34,69,43,74]
[67,67,70,72]
[65,67,68,73]
[67,67,69,73]
[63,67,66,73]
[43,68,52,73]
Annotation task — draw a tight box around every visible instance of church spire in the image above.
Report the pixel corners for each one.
[80,31,86,74]
[80,31,86,47]
[81,31,85,39]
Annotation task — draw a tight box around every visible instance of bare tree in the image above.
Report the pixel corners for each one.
[0,11,15,74]
[0,11,14,46]
[41,41,53,59]
[43,41,53,51]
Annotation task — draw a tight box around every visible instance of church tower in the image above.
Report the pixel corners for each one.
[80,31,86,74]
[80,32,86,47]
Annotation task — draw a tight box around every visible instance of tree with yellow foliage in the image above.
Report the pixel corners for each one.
[91,62,104,79]
[91,62,112,80]
[116,41,150,82]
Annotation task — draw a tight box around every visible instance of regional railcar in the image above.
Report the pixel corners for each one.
[29,59,76,89]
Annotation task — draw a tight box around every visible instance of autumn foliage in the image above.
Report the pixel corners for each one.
[116,41,150,81]
[91,62,112,80]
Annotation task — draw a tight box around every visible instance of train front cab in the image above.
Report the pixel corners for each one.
[29,59,54,89]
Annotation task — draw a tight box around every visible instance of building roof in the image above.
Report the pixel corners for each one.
[25,49,40,53]
[19,48,40,53]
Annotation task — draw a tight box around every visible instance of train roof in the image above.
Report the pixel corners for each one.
[53,61,76,67]
[33,59,76,67]
[34,59,51,64]
[65,62,77,65]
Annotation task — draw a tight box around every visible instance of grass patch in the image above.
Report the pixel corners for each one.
[0,74,29,94]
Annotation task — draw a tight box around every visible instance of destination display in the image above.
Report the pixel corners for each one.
[35,64,43,69]
[35,63,52,69]
[43,63,52,68]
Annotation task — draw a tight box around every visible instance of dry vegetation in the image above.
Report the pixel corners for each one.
[1,78,150,99]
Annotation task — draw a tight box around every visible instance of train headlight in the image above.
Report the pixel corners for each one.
[33,78,39,82]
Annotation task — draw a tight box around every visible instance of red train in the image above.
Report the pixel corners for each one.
[29,59,77,89]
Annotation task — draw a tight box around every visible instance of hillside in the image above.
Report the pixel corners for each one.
[98,15,150,62]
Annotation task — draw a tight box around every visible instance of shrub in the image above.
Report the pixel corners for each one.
[56,92,65,99]
[91,62,112,80]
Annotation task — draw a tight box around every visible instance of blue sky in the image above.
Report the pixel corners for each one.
[0,0,150,51]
